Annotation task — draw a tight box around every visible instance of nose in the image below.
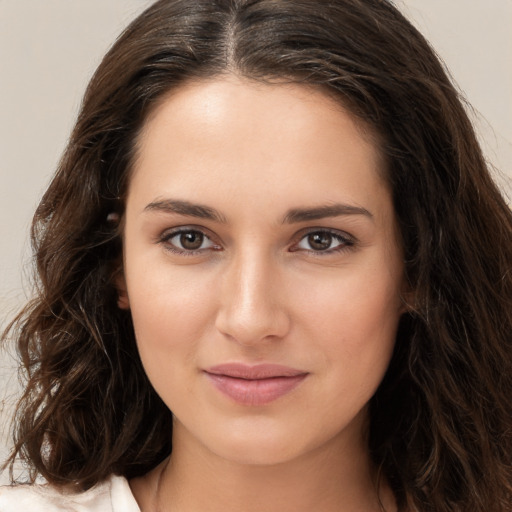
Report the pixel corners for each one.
[214,250,291,346]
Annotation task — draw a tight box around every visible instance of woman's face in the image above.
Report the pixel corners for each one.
[120,77,406,466]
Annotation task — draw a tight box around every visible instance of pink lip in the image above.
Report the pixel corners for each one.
[204,363,308,406]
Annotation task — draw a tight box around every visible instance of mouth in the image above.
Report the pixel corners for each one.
[204,363,308,406]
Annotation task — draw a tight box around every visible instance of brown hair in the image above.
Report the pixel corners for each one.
[3,1,511,510]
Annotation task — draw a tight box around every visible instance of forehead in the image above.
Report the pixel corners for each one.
[137,77,379,160]
[129,77,390,221]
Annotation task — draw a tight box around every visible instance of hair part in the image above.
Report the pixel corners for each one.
[2,1,511,510]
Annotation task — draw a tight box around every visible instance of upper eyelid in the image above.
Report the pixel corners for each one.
[159,225,216,240]
[157,225,356,248]
[158,225,354,236]
[293,227,356,243]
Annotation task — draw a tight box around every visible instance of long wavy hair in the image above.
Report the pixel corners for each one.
[2,1,511,510]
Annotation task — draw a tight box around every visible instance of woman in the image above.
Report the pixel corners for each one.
[1,0,511,511]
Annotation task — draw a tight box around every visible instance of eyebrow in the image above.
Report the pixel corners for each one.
[144,198,373,224]
[282,204,373,223]
[144,199,227,223]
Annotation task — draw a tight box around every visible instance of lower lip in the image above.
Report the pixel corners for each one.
[205,373,308,406]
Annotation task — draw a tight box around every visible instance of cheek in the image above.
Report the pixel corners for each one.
[295,265,402,385]
[125,260,218,384]
[299,263,401,333]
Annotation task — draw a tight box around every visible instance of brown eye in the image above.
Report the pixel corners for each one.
[293,230,354,254]
[162,229,217,254]
[307,232,333,251]
[180,231,204,250]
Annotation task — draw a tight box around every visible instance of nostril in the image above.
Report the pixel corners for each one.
[214,304,290,346]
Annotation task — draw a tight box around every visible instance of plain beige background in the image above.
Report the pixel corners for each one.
[1,0,511,484]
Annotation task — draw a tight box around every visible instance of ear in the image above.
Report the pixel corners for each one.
[114,271,130,310]
[399,284,416,315]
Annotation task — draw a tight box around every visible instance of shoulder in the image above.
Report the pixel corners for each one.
[0,474,140,512]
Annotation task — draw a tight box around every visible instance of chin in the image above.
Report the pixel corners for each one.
[215,438,302,467]
[201,419,322,467]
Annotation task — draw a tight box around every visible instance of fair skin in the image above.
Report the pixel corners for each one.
[121,76,404,512]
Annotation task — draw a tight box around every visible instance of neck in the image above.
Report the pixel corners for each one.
[138,420,395,512]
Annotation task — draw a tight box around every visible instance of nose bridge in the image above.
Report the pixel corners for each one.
[215,244,289,344]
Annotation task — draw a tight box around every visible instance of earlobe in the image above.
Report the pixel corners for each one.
[399,276,416,315]
[399,287,416,315]
[115,272,130,310]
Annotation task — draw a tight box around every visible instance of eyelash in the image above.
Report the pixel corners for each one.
[157,227,356,256]
[290,228,355,255]
[158,227,221,256]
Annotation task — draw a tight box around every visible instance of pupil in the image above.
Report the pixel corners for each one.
[180,232,203,250]
[308,232,332,250]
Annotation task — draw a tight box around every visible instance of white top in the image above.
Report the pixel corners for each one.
[0,474,140,512]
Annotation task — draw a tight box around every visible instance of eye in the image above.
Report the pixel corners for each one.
[159,228,219,254]
[292,230,354,254]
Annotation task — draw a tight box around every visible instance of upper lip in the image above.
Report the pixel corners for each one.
[205,363,307,380]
